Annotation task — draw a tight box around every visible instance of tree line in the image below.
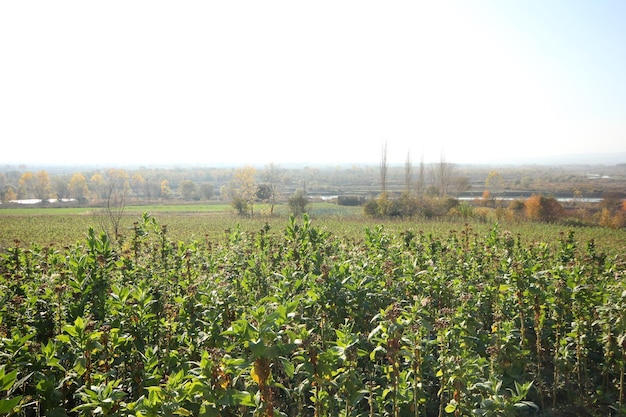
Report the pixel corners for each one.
[1,159,624,228]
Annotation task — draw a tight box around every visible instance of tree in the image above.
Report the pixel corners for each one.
[481,190,494,207]
[68,173,89,202]
[100,169,129,239]
[231,166,257,216]
[524,194,563,223]
[256,184,273,205]
[200,183,214,200]
[432,152,454,197]
[416,154,426,198]
[450,175,470,197]
[288,188,309,216]
[131,174,146,201]
[380,141,388,196]
[53,176,68,200]
[404,149,413,193]
[232,196,249,216]
[160,180,171,199]
[179,180,197,200]
[2,185,17,203]
[90,173,105,203]
[485,171,504,202]
[262,163,281,216]
[18,172,34,199]
[600,191,624,213]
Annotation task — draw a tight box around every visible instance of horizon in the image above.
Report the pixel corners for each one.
[2,150,626,173]
[2,1,626,167]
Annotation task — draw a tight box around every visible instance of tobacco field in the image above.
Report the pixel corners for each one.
[1,213,625,416]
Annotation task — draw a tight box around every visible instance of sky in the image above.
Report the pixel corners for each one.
[1,1,625,167]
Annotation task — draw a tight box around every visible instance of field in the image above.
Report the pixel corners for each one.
[2,203,626,253]
[1,204,626,416]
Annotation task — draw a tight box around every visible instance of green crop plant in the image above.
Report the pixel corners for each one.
[0,212,625,416]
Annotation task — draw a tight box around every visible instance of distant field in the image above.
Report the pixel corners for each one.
[0,202,361,247]
[1,202,625,257]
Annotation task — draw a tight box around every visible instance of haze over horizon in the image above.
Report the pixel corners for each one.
[2,1,625,167]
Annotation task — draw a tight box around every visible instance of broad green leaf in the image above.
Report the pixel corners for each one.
[279,356,294,378]
[445,403,457,413]
[0,369,18,391]
[0,396,22,414]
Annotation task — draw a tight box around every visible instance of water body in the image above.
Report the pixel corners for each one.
[2,198,76,205]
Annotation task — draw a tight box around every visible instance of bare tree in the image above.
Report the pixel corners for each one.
[99,169,128,240]
[404,149,413,193]
[432,152,454,197]
[380,141,388,196]
[416,154,426,198]
[262,163,281,216]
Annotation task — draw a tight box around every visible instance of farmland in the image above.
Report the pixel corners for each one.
[1,204,626,416]
[1,203,626,252]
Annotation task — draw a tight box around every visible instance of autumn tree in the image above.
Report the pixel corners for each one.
[231,166,257,216]
[68,173,89,202]
[17,172,34,199]
[502,199,525,223]
[131,174,146,201]
[4,186,17,203]
[34,170,53,201]
[524,194,563,223]
[160,180,172,199]
[481,190,494,207]
[598,192,626,228]
[600,191,624,213]
[485,171,504,197]
[90,173,105,203]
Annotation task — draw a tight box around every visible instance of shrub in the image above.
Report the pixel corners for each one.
[524,194,563,223]
[337,195,366,206]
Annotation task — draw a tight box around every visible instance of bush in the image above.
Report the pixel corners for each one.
[363,198,380,217]
[288,189,309,216]
[337,195,366,206]
[232,196,249,216]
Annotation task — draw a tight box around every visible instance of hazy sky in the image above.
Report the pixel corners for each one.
[2,1,625,166]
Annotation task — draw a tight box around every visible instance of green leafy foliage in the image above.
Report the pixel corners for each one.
[0,214,624,416]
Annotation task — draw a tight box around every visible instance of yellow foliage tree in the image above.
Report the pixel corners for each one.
[232,166,257,215]
[18,172,34,199]
[3,186,17,203]
[68,173,89,202]
[35,170,52,201]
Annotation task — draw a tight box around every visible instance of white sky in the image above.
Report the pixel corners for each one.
[1,1,625,166]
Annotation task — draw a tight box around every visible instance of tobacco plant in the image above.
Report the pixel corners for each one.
[0,213,624,416]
